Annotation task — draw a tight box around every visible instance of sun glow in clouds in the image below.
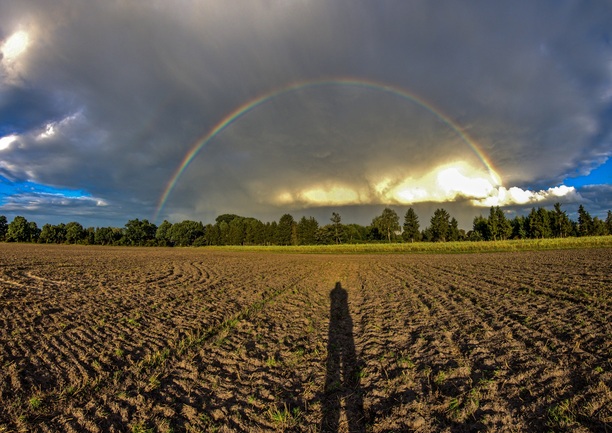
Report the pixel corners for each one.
[1,31,29,62]
[273,162,500,207]
[1,30,31,82]
[437,166,496,198]
[271,161,580,209]
[379,162,497,205]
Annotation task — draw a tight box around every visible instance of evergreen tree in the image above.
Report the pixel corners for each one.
[330,212,344,244]
[449,217,461,241]
[551,203,572,238]
[511,215,527,239]
[402,208,420,242]
[277,214,295,245]
[528,207,551,238]
[429,208,451,242]
[245,219,265,245]
[488,206,511,240]
[591,217,606,236]
[266,222,278,245]
[297,216,319,245]
[0,215,7,241]
[606,210,612,235]
[228,218,246,245]
[472,215,490,240]
[577,205,593,236]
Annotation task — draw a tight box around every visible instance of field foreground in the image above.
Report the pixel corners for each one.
[0,244,610,432]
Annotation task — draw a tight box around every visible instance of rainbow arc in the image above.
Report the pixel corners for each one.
[154,78,500,222]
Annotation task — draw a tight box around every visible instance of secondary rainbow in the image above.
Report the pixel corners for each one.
[154,78,500,222]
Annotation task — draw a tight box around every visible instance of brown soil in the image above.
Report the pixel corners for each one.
[0,243,610,432]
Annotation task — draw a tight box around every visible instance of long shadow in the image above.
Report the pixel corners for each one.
[321,282,365,433]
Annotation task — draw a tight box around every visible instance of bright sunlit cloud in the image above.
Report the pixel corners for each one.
[474,185,581,207]
[270,162,581,210]
[302,186,362,205]
[381,163,497,205]
[0,135,18,151]
[273,162,503,207]
[1,31,29,62]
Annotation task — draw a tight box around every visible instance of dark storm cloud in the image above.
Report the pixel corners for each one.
[0,0,611,225]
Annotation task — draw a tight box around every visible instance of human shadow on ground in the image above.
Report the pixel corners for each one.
[320,282,365,433]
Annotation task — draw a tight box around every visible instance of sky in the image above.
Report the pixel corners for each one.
[1,1,611,229]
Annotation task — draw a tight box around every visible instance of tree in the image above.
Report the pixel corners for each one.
[276,214,295,245]
[577,205,593,236]
[85,227,96,245]
[0,215,7,241]
[204,223,221,245]
[228,217,246,245]
[245,219,265,245]
[449,217,461,241]
[551,203,572,238]
[28,221,40,243]
[156,220,173,246]
[510,215,527,239]
[345,223,367,243]
[297,216,319,245]
[527,207,551,239]
[402,208,420,242]
[215,214,241,225]
[95,227,121,245]
[366,225,384,242]
[606,210,612,235]
[48,224,65,243]
[429,208,451,242]
[316,225,334,244]
[330,212,344,244]
[265,222,278,245]
[472,215,489,240]
[591,217,606,236]
[40,224,57,243]
[123,219,157,246]
[65,221,85,244]
[487,206,511,240]
[170,220,205,246]
[6,216,30,242]
[372,208,400,242]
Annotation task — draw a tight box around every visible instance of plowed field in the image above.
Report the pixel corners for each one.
[0,244,610,432]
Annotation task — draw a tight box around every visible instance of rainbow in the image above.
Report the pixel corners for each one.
[153,78,500,222]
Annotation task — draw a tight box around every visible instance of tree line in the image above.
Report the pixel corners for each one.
[0,203,610,247]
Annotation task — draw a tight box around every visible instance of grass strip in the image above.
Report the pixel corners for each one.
[196,236,612,254]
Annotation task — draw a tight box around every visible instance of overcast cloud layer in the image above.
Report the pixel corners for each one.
[1,0,611,227]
